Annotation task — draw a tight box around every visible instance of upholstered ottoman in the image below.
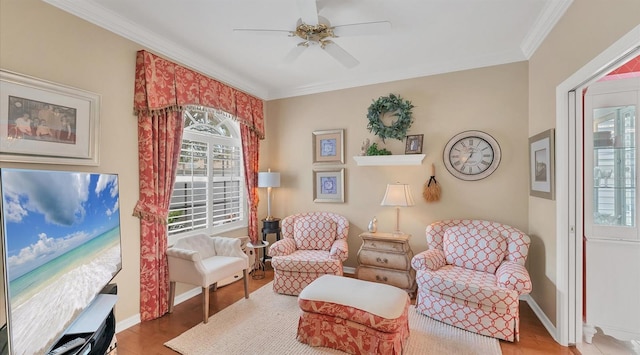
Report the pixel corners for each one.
[297,275,410,355]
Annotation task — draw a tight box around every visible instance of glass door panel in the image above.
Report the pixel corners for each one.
[585,77,639,241]
[592,105,636,228]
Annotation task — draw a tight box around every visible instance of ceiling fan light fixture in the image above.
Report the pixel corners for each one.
[293,17,335,43]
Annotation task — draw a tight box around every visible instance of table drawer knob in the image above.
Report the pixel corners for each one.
[376,257,388,264]
[375,275,388,282]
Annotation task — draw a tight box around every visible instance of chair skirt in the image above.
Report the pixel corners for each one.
[415,288,520,342]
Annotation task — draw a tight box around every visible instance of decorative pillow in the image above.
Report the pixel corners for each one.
[294,216,336,251]
[443,226,507,273]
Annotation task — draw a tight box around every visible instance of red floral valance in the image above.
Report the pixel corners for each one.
[133,50,265,139]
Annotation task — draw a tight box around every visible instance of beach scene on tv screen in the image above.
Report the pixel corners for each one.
[0,169,122,355]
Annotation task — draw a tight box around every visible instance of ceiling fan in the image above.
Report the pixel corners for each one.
[233,0,391,68]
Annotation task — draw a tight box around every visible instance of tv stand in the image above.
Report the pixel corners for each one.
[49,293,117,355]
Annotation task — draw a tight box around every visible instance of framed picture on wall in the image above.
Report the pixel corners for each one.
[405,134,423,154]
[0,70,100,165]
[529,129,555,200]
[313,129,344,164]
[313,168,345,203]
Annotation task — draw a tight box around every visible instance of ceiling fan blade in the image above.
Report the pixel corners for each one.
[297,0,319,25]
[322,41,359,68]
[332,21,392,37]
[283,44,308,63]
[233,28,292,36]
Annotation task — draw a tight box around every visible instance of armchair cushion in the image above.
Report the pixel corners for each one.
[421,266,518,314]
[443,226,507,274]
[271,250,343,274]
[293,216,336,251]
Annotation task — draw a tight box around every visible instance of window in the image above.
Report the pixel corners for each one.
[168,107,246,242]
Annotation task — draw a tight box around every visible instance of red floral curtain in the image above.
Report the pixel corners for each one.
[236,92,265,245]
[133,50,264,321]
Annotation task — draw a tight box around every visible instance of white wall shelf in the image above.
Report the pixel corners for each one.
[353,154,425,166]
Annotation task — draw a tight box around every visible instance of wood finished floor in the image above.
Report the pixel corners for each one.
[116,269,580,354]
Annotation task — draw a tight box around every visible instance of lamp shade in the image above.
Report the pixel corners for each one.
[258,172,280,188]
[380,183,415,207]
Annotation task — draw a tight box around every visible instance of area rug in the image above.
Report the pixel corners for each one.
[165,282,501,355]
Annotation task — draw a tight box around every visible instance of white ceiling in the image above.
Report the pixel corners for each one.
[43,0,572,100]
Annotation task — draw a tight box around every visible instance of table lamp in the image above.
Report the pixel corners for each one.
[258,169,280,221]
[380,183,415,235]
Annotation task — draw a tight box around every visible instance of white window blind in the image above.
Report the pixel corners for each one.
[168,108,246,239]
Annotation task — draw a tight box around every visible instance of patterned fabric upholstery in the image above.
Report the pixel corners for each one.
[268,212,349,295]
[411,219,532,342]
[297,275,410,354]
[294,216,336,250]
[443,226,507,274]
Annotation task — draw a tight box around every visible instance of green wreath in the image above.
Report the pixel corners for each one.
[366,94,414,142]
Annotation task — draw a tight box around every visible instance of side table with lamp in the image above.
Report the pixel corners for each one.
[356,183,417,296]
[258,169,282,264]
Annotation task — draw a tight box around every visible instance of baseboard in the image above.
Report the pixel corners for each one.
[115,313,140,333]
[522,294,559,343]
[175,286,203,305]
[115,286,201,333]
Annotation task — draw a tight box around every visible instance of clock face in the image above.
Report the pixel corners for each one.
[443,131,501,181]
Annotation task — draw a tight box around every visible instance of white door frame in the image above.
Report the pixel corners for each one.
[555,24,640,346]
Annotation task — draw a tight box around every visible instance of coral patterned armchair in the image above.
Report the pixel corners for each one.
[411,220,532,342]
[268,212,349,295]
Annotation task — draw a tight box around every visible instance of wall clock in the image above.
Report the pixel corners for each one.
[443,130,501,181]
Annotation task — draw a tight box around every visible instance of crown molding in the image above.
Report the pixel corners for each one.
[520,0,573,59]
[42,0,270,99]
[266,49,526,100]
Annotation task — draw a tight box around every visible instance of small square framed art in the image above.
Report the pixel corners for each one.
[313,168,345,203]
[312,129,344,164]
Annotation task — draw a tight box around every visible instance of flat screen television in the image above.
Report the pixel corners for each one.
[0,168,122,355]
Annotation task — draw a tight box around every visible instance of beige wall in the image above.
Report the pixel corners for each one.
[528,0,640,326]
[0,0,142,322]
[263,62,530,267]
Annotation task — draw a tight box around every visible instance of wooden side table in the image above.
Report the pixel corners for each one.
[261,218,281,263]
[356,232,416,297]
